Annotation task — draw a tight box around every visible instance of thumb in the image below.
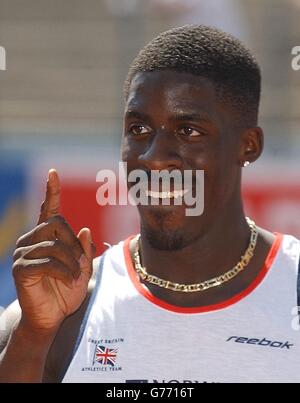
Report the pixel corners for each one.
[77,227,95,278]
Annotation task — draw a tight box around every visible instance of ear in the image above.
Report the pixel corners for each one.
[239,127,264,167]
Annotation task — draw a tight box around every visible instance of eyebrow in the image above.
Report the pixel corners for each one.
[125,110,212,124]
[124,110,151,122]
[171,112,212,123]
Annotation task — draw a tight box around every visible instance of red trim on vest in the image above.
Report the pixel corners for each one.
[124,233,283,314]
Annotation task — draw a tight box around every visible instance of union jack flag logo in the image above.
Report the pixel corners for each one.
[94,345,118,366]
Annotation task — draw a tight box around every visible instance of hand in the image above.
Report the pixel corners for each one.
[12,169,95,333]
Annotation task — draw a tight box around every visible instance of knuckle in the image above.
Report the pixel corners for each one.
[12,259,24,278]
[15,236,22,248]
[16,226,38,248]
[13,247,24,262]
[15,233,29,248]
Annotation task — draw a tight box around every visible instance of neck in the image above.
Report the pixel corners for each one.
[139,206,250,285]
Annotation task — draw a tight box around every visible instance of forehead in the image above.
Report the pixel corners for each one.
[125,70,218,115]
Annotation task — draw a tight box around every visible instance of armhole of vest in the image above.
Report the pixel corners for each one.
[297,246,300,311]
[66,252,106,367]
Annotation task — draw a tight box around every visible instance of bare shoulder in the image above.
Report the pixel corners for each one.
[43,256,101,383]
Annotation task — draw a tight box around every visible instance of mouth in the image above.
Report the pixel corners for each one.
[145,189,189,200]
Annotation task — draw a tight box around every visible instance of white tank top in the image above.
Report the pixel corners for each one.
[63,233,300,383]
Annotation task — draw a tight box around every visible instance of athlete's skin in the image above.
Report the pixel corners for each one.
[0,71,274,382]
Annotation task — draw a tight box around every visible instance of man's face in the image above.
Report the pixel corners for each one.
[122,70,243,250]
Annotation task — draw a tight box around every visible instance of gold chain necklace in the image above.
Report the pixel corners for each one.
[133,217,258,293]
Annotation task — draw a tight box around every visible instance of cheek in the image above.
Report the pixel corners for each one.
[203,156,240,208]
[182,143,219,172]
[183,144,228,198]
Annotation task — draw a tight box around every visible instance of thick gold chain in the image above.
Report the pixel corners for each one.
[133,217,258,293]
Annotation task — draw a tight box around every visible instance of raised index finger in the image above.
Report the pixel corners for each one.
[38,169,61,225]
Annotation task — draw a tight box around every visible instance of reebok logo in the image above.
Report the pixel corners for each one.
[227,336,293,349]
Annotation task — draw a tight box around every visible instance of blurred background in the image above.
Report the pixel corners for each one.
[0,0,300,307]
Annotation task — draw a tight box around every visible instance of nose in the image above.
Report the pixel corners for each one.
[138,131,182,171]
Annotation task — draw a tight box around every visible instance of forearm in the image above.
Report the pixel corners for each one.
[0,320,57,383]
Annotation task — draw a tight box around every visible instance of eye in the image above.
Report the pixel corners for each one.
[128,124,151,136]
[177,127,204,137]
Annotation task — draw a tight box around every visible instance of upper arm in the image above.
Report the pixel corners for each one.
[0,300,21,355]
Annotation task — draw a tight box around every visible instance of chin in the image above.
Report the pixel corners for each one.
[142,225,186,251]
[139,203,206,250]
[140,209,186,250]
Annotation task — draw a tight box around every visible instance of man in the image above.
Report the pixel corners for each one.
[0,25,299,383]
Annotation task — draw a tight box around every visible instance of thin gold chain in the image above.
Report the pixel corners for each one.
[133,217,258,293]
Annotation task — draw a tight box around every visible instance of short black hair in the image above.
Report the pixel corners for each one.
[124,25,261,127]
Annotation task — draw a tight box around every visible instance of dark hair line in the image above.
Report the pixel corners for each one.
[124,25,261,126]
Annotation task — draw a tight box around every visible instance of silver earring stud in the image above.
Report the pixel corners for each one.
[243,161,250,167]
